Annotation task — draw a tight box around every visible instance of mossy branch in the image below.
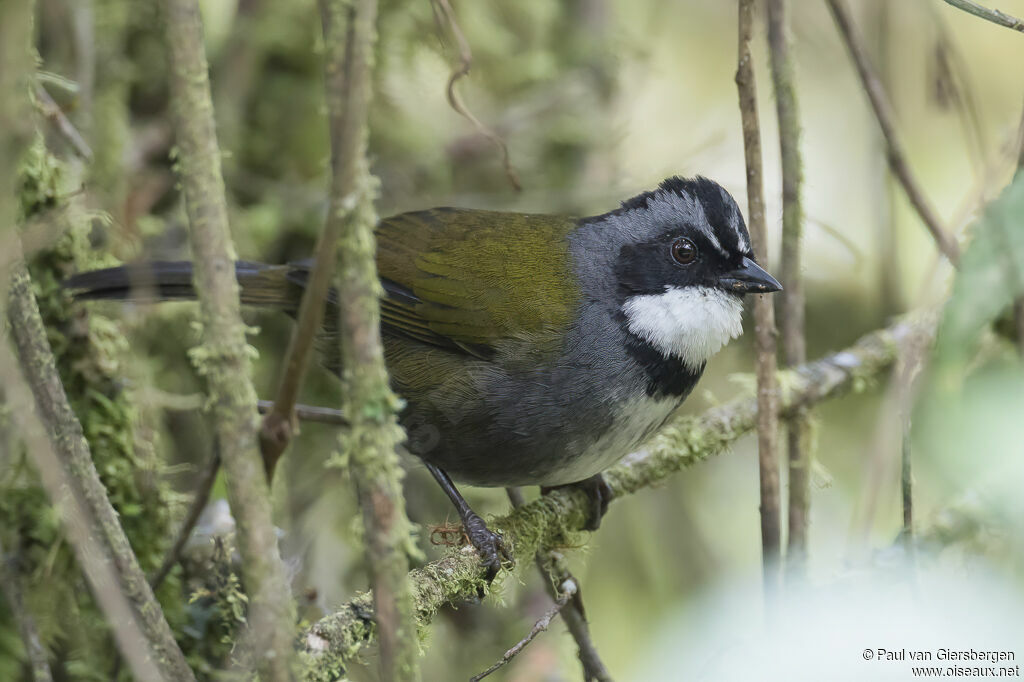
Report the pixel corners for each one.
[162,0,296,678]
[5,261,194,682]
[318,0,419,680]
[302,316,933,671]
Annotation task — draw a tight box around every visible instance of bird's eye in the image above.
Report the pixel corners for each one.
[671,237,698,265]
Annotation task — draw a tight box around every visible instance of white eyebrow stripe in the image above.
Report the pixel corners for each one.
[682,194,728,256]
[719,186,750,254]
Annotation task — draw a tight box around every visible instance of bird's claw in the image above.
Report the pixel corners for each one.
[543,473,613,532]
[462,511,511,585]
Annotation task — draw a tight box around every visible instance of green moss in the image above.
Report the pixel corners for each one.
[0,136,188,678]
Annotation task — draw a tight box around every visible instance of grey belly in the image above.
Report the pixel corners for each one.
[406,392,681,488]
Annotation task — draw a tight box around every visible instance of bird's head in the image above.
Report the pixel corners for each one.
[577,176,782,372]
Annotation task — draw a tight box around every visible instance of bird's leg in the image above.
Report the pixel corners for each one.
[424,462,510,582]
[541,473,613,532]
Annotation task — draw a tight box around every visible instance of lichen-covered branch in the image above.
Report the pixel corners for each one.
[317,0,419,680]
[5,262,194,682]
[827,0,961,265]
[303,316,932,668]
[162,0,296,677]
[941,0,1024,33]
[766,0,810,578]
[736,0,782,590]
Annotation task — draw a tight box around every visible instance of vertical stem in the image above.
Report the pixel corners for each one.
[162,0,296,678]
[872,0,904,315]
[319,0,419,680]
[88,0,131,221]
[0,540,54,682]
[765,0,809,581]
[1014,105,1024,357]
[736,0,782,594]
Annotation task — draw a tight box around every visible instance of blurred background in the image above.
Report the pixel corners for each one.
[5,0,1024,679]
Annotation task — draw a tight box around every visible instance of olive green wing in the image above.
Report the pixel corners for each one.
[374,208,581,359]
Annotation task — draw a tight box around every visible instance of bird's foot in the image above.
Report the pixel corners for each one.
[542,473,613,531]
[462,510,511,584]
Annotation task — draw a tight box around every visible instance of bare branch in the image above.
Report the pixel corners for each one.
[150,446,221,590]
[507,488,614,681]
[470,579,575,682]
[162,0,296,677]
[765,0,810,580]
[431,0,521,192]
[941,0,1024,33]
[827,0,961,265]
[318,0,419,679]
[1014,104,1024,356]
[258,399,349,425]
[33,84,94,161]
[736,0,782,592]
[303,315,933,666]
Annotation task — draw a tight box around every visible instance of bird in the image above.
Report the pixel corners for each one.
[65,175,781,580]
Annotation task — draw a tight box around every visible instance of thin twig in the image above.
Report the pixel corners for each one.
[469,579,576,682]
[33,84,94,161]
[827,0,961,265]
[941,0,1024,32]
[258,42,352,478]
[766,0,810,581]
[736,0,782,594]
[162,0,296,677]
[431,0,521,192]
[1011,106,1024,355]
[5,261,192,682]
[150,446,221,590]
[507,488,613,681]
[258,399,349,425]
[319,0,419,679]
[0,539,54,682]
[304,315,934,666]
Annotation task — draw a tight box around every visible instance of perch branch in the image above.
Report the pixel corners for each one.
[162,0,296,677]
[827,0,961,265]
[941,0,1024,32]
[318,0,419,680]
[766,0,810,579]
[736,0,782,592]
[302,315,933,667]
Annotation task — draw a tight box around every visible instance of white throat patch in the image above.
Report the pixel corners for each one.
[622,286,744,370]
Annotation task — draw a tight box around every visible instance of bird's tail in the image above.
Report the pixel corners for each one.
[63,260,299,308]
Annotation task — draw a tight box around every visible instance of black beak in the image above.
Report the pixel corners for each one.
[718,257,783,294]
